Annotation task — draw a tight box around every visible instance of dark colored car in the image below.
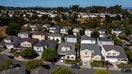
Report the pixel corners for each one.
[8,55,14,59]
[121,68,132,73]
[71,64,80,69]
[108,63,113,67]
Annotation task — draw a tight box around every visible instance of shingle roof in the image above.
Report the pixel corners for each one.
[30,67,49,74]
[34,40,57,49]
[57,42,75,55]
[20,38,38,45]
[98,38,113,41]
[0,68,26,74]
[32,31,46,35]
[81,35,95,40]
[102,45,127,59]
[80,44,101,56]
[65,35,77,38]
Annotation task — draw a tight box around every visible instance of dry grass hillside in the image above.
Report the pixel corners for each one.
[0,26,8,37]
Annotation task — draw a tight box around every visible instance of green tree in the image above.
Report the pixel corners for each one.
[68,29,73,35]
[118,32,126,39]
[94,69,111,74]
[21,47,36,58]
[125,25,132,35]
[6,22,21,35]
[25,60,43,71]
[79,30,85,36]
[52,67,73,74]
[91,31,99,38]
[42,48,58,62]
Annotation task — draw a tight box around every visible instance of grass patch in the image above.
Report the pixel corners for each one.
[65,59,82,65]
[13,52,20,57]
[91,61,103,67]
[117,63,132,68]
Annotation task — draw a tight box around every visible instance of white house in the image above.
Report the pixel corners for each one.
[112,28,122,36]
[98,29,108,38]
[97,38,114,46]
[49,26,60,34]
[85,29,94,37]
[101,45,128,63]
[18,32,32,38]
[48,34,62,43]
[72,27,83,36]
[64,35,77,43]
[81,35,96,44]
[60,27,71,34]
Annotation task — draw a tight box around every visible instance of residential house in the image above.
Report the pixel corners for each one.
[81,35,96,44]
[101,45,128,63]
[49,26,60,34]
[32,31,48,41]
[57,42,76,62]
[98,29,108,38]
[80,44,101,66]
[64,35,77,43]
[60,27,71,34]
[20,38,38,48]
[42,24,51,30]
[72,27,83,36]
[97,38,114,46]
[112,28,122,36]
[30,67,49,74]
[48,34,62,43]
[0,36,21,49]
[85,29,94,37]
[18,32,32,38]
[33,40,57,55]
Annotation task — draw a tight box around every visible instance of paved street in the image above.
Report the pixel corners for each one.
[0,54,131,74]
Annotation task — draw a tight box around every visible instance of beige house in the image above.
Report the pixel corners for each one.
[80,44,101,66]
[32,31,47,41]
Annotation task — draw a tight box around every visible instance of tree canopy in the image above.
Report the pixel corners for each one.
[21,47,37,58]
[25,60,43,71]
[42,48,58,62]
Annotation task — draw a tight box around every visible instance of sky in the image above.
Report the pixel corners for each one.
[0,0,132,7]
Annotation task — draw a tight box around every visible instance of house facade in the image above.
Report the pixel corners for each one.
[49,26,60,34]
[97,38,114,46]
[85,29,94,37]
[80,44,101,66]
[48,34,62,43]
[60,27,71,34]
[32,31,47,41]
[112,28,122,36]
[18,32,32,38]
[98,29,108,38]
[101,45,128,63]
[81,35,96,44]
[57,42,76,62]
[64,35,77,43]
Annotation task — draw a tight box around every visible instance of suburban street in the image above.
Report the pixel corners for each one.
[0,54,130,74]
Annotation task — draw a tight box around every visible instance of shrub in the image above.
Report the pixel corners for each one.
[13,52,20,57]
[117,63,132,68]
[91,61,103,67]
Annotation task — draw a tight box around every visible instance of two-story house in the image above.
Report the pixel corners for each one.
[80,44,101,66]
[112,28,122,36]
[97,38,114,46]
[98,29,108,38]
[72,27,83,36]
[81,35,96,44]
[32,31,48,41]
[57,42,76,62]
[60,27,71,35]
[20,38,38,48]
[42,24,51,30]
[85,29,94,37]
[48,34,62,43]
[49,26,60,34]
[101,45,128,63]
[33,40,57,55]
[18,32,32,38]
[0,36,21,50]
[64,35,77,43]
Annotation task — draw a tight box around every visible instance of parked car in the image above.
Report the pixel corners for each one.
[108,63,113,67]
[71,64,80,69]
[121,68,132,73]
[8,55,14,59]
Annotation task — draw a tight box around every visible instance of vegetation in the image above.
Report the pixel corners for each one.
[91,61,103,67]
[65,59,82,65]
[117,63,132,68]
[0,60,13,71]
[52,67,73,74]
[21,47,37,59]
[25,60,43,71]
[94,69,111,74]
[42,48,58,62]
[91,31,99,38]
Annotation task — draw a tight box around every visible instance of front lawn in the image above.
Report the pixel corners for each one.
[117,63,132,68]
[91,61,103,67]
[65,59,82,65]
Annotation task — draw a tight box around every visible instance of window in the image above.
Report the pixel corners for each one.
[107,53,111,55]
[84,51,89,55]
[62,47,66,51]
[113,53,116,56]
[67,56,69,58]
